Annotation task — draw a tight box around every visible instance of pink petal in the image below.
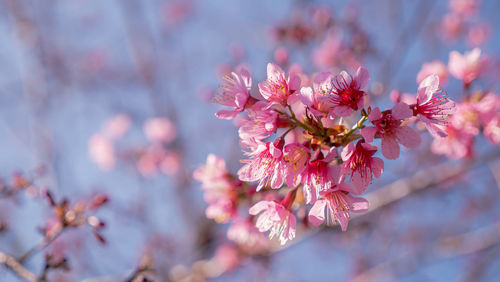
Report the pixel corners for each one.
[360,142,378,152]
[303,183,317,204]
[354,67,370,89]
[215,110,240,120]
[396,126,421,148]
[288,72,302,92]
[337,212,349,232]
[279,213,296,245]
[238,67,252,87]
[381,136,400,160]
[270,164,285,189]
[418,75,440,104]
[337,182,356,194]
[351,171,369,194]
[341,142,355,161]
[371,157,384,178]
[323,147,338,162]
[308,199,326,226]
[333,106,353,117]
[327,165,342,185]
[234,92,249,108]
[249,201,270,215]
[392,102,412,120]
[286,93,299,105]
[425,122,448,138]
[237,164,254,182]
[347,194,369,212]
[337,71,353,87]
[360,126,377,143]
[368,107,382,122]
[267,62,284,81]
[314,72,333,94]
[299,87,314,106]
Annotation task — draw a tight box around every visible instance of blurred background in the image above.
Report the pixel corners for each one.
[0,0,499,281]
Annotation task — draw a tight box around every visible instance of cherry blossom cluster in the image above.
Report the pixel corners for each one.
[195,62,456,246]
[441,0,490,46]
[0,170,109,279]
[89,114,180,177]
[411,48,500,159]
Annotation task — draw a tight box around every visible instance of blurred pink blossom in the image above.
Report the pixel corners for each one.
[484,115,500,145]
[441,13,464,41]
[103,114,131,140]
[417,61,449,86]
[448,48,487,84]
[467,24,491,46]
[143,117,176,144]
[449,0,479,18]
[88,134,115,171]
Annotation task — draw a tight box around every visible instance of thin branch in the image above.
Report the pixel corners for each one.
[0,251,38,282]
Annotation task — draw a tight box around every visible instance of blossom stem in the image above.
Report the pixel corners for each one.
[274,108,315,133]
[342,114,368,139]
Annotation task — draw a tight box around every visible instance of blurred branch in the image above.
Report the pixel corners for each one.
[351,220,500,282]
[436,221,500,257]
[281,150,500,252]
[18,228,65,264]
[0,251,38,282]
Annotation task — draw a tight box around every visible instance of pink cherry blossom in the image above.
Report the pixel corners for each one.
[214,67,253,119]
[143,117,176,144]
[238,101,278,141]
[448,48,487,84]
[431,124,474,159]
[413,75,456,137]
[299,72,335,117]
[322,67,370,117]
[361,103,421,160]
[300,149,340,204]
[238,139,287,191]
[417,60,449,86]
[308,184,368,231]
[283,143,310,187]
[249,200,296,245]
[258,62,301,106]
[341,141,384,194]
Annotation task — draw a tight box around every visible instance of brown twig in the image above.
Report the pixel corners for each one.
[0,251,38,282]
